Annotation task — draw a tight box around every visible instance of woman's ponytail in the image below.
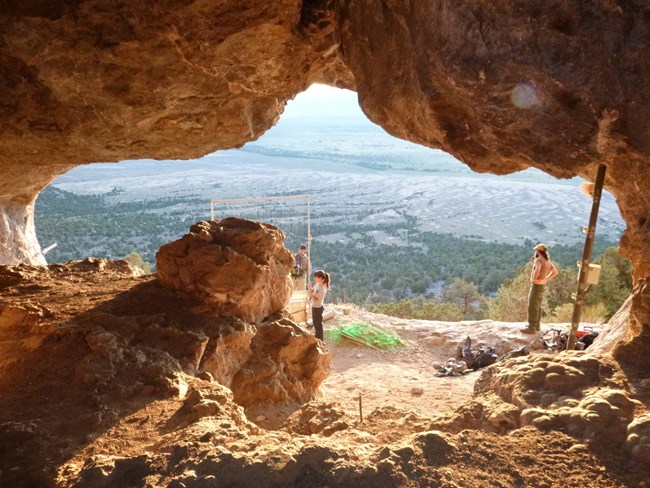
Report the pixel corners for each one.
[324,271,331,289]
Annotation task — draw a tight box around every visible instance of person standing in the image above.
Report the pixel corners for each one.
[521,243,558,333]
[295,244,310,275]
[307,270,331,340]
[292,244,311,290]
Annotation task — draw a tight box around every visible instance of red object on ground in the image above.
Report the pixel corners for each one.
[576,324,603,339]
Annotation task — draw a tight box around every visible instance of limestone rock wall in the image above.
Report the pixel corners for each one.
[0,0,353,263]
[336,1,650,278]
[0,201,46,266]
[231,319,331,407]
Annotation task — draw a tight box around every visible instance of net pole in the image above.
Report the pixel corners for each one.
[566,163,606,350]
[307,194,311,264]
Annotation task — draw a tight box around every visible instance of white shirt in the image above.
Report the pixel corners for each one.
[311,283,327,308]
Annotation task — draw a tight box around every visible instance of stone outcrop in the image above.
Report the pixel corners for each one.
[430,351,650,467]
[0,257,330,409]
[231,319,331,407]
[156,218,295,323]
[0,202,46,266]
[197,318,331,407]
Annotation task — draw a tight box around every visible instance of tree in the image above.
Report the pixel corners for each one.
[582,303,608,323]
[490,260,584,322]
[548,303,573,323]
[124,252,152,274]
[369,299,463,321]
[442,278,482,317]
[545,267,578,311]
[586,247,632,318]
[489,263,534,321]
[417,302,464,321]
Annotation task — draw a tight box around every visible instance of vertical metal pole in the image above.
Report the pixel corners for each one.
[306,194,311,260]
[210,200,215,221]
[566,164,607,350]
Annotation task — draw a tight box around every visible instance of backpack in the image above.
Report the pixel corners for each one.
[457,336,497,370]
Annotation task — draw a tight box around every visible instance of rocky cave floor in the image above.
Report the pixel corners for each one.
[1,260,649,487]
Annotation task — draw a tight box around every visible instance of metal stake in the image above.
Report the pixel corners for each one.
[566,164,607,350]
[358,394,363,423]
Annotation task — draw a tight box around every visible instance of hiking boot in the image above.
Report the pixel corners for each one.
[520,327,537,334]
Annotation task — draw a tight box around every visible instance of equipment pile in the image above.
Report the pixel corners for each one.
[434,336,499,377]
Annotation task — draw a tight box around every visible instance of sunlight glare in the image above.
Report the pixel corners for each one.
[511,83,540,109]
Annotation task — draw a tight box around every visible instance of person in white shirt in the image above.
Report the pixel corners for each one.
[307,270,331,340]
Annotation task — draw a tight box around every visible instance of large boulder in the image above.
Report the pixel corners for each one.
[156,218,294,323]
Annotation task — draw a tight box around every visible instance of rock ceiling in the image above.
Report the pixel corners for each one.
[1,1,649,361]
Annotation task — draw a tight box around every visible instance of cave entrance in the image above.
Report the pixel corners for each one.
[33,83,628,422]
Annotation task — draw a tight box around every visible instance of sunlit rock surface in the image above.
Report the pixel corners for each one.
[0,0,353,264]
[156,218,295,324]
[0,202,46,266]
[1,0,650,462]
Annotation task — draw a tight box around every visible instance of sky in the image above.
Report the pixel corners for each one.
[281,84,366,119]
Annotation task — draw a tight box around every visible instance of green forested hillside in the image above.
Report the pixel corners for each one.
[313,227,617,304]
[36,186,627,321]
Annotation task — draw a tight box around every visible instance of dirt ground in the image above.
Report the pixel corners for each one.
[320,318,476,419]
[1,262,649,487]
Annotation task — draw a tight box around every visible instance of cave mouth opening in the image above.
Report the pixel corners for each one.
[34,83,628,323]
[28,82,631,424]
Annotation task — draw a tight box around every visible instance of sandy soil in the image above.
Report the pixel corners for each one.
[315,305,547,420]
[320,321,476,419]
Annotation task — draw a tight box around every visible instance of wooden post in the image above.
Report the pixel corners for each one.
[566,164,607,350]
[306,193,311,258]
[358,394,363,423]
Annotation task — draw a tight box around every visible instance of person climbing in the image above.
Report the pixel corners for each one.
[307,270,330,341]
[521,243,558,334]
